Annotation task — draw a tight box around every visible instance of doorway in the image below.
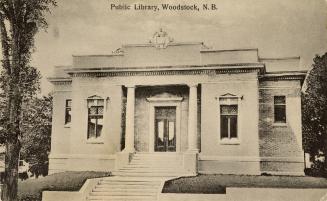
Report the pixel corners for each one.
[154,106,176,152]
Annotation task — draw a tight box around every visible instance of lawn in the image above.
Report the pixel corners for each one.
[162,174,327,194]
[18,171,111,201]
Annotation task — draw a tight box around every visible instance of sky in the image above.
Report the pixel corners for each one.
[30,0,327,94]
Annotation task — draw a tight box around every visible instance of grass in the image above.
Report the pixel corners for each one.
[18,171,111,201]
[162,174,327,194]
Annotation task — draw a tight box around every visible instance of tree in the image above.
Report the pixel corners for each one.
[20,95,52,178]
[0,1,56,200]
[302,53,327,175]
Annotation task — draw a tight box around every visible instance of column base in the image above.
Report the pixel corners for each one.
[187,149,199,153]
[183,152,198,176]
[115,152,133,170]
[122,147,135,153]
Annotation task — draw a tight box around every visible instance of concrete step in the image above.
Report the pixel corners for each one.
[92,188,158,192]
[131,157,183,161]
[100,177,163,181]
[95,184,160,189]
[119,167,183,171]
[90,191,157,196]
[127,163,182,167]
[99,180,160,185]
[113,171,184,177]
[88,195,156,200]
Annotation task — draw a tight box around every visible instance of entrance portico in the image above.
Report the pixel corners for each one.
[122,84,199,154]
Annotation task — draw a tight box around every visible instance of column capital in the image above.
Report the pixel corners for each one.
[187,83,198,88]
[125,84,136,88]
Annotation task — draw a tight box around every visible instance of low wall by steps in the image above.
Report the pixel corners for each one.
[43,178,327,201]
[159,188,327,201]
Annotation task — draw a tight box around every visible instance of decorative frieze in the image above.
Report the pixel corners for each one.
[67,66,263,78]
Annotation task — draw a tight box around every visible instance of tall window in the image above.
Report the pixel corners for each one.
[220,105,238,140]
[87,96,104,139]
[274,96,286,123]
[65,99,72,124]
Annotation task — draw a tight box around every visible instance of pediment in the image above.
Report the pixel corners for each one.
[220,93,237,97]
[87,95,103,100]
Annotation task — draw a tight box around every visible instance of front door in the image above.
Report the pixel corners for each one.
[154,106,176,152]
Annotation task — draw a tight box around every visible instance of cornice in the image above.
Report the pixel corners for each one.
[64,63,265,77]
[259,71,307,81]
[47,77,72,85]
[69,68,263,78]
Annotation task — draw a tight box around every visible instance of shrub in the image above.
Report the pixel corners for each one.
[305,160,326,177]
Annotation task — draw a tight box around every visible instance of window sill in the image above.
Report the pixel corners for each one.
[273,123,287,127]
[64,123,71,128]
[220,138,240,145]
[86,137,104,144]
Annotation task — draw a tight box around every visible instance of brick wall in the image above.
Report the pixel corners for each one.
[259,80,304,173]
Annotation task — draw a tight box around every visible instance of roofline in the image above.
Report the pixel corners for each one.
[260,70,307,85]
[259,56,300,61]
[72,54,123,57]
[64,63,265,73]
[54,65,73,68]
[201,48,258,53]
[47,77,72,83]
[264,70,307,75]
[122,42,204,48]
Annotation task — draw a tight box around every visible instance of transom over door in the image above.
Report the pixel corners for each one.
[154,106,176,152]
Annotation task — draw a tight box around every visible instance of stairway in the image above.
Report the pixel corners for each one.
[87,176,162,201]
[87,153,186,201]
[113,153,187,177]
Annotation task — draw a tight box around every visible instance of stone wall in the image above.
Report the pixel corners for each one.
[199,72,261,174]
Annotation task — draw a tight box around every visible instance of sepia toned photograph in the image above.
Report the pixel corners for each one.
[0,0,326,200]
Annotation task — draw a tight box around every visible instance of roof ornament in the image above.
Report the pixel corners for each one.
[112,48,124,54]
[150,28,174,49]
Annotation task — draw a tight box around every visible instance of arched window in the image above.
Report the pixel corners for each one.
[87,95,104,139]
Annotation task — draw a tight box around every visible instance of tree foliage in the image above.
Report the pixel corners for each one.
[20,95,52,178]
[0,0,56,200]
[302,53,327,175]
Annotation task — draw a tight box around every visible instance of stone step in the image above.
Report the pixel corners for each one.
[87,195,156,200]
[128,162,182,166]
[113,171,184,177]
[99,180,160,185]
[92,188,158,192]
[119,167,183,171]
[130,157,182,161]
[100,177,162,181]
[95,184,160,189]
[131,157,183,161]
[90,191,157,196]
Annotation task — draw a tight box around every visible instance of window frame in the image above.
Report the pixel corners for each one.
[220,105,238,140]
[273,95,287,124]
[86,96,105,141]
[64,99,72,125]
[218,95,241,145]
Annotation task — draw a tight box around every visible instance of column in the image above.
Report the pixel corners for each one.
[123,85,135,153]
[187,83,198,152]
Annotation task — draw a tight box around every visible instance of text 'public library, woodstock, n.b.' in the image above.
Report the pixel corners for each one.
[48,31,306,176]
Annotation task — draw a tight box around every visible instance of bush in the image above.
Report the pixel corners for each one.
[305,160,327,177]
